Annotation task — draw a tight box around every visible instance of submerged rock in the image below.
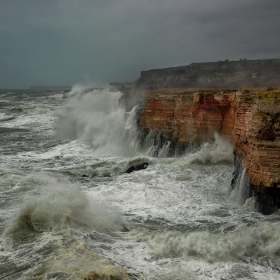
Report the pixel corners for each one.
[124,162,149,173]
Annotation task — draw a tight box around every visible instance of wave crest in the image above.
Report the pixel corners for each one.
[185,133,233,165]
[55,86,142,157]
[5,180,125,234]
[135,222,280,262]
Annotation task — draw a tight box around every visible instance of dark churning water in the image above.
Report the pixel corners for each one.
[0,87,279,280]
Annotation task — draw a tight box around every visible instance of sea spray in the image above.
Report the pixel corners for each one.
[132,222,280,262]
[184,133,234,165]
[141,131,173,157]
[4,175,125,234]
[2,90,280,279]
[55,86,142,157]
[229,164,253,207]
[1,172,129,279]
[55,86,234,160]
[21,234,130,280]
[123,105,142,153]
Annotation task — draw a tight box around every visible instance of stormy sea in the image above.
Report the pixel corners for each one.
[0,87,279,280]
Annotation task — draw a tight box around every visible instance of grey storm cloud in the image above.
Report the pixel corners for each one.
[1,0,280,88]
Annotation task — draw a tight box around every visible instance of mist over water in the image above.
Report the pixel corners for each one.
[55,86,138,157]
[0,88,280,279]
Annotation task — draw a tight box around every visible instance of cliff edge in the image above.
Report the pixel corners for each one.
[120,87,280,214]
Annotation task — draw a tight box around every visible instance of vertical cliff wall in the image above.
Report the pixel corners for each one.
[232,91,280,213]
[134,88,280,214]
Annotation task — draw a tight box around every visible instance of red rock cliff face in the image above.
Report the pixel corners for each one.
[233,92,280,190]
[138,88,280,213]
[139,89,235,143]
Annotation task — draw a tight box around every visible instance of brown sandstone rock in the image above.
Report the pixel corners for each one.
[136,88,280,213]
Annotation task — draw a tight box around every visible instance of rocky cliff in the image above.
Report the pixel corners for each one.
[134,59,280,88]
[121,87,280,214]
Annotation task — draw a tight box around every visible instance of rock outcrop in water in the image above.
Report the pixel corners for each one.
[119,87,280,214]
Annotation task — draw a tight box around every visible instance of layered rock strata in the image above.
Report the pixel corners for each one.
[126,88,280,214]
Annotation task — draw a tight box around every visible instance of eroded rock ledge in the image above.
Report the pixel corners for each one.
[121,87,280,214]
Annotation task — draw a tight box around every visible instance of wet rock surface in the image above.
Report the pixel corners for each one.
[124,87,280,214]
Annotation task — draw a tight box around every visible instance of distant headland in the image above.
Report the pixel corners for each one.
[111,58,280,88]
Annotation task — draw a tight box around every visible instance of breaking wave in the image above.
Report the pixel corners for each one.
[185,133,233,165]
[5,176,125,234]
[55,86,234,162]
[55,86,138,157]
[134,222,280,262]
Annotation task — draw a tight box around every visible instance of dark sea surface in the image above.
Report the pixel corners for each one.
[0,87,279,280]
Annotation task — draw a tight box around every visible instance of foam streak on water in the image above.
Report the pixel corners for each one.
[0,88,279,280]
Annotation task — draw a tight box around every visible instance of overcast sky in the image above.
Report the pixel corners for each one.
[1,0,280,88]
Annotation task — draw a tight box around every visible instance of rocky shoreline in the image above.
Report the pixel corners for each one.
[119,87,280,214]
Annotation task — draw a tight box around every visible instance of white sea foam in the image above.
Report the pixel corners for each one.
[18,139,91,160]
[5,175,125,234]
[0,104,54,129]
[0,112,8,120]
[2,87,280,280]
[133,222,280,262]
[184,133,233,165]
[55,86,139,157]
[86,153,233,229]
